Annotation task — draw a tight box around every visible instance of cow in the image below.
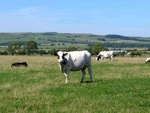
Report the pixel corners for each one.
[145,58,150,64]
[11,62,28,67]
[54,50,92,83]
[96,51,114,61]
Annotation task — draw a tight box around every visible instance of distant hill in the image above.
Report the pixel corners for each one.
[0,32,150,49]
[105,34,150,42]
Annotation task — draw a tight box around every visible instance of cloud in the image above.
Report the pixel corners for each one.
[0,7,40,18]
[16,7,40,16]
[0,6,68,30]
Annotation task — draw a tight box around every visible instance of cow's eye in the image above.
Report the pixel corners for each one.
[57,56,60,59]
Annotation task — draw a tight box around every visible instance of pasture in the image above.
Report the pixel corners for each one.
[0,56,150,112]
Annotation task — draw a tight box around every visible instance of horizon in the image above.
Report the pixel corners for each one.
[0,32,148,38]
[0,0,150,37]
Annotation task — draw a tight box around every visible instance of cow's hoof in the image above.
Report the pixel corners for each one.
[79,81,83,83]
[65,81,69,83]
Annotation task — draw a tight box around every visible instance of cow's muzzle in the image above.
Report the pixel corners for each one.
[58,60,67,65]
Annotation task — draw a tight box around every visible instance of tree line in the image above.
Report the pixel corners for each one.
[0,41,107,56]
[88,42,150,48]
[0,40,145,57]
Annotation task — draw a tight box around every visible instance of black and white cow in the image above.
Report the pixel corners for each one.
[96,51,114,61]
[54,50,92,83]
[11,62,28,67]
[145,58,150,64]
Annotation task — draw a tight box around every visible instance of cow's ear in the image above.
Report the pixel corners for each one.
[54,52,57,56]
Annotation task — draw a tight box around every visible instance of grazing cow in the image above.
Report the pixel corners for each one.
[54,50,92,83]
[96,51,114,61]
[11,62,28,67]
[145,58,150,64]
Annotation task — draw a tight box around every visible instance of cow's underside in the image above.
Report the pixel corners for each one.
[103,57,111,59]
[70,64,87,71]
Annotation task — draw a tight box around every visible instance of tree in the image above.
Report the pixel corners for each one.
[130,51,142,57]
[24,41,38,55]
[16,49,26,55]
[87,47,94,56]
[130,52,135,57]
[38,50,47,56]
[120,52,125,57]
[92,43,105,55]
[48,49,59,55]
[8,42,21,55]
[65,46,77,51]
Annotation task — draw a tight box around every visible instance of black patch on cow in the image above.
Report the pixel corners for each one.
[57,55,60,59]
[62,54,65,59]
[97,55,101,61]
[61,58,67,65]
[11,62,28,67]
[54,52,57,56]
[62,53,68,64]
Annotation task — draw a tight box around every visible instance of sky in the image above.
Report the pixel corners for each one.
[0,0,150,37]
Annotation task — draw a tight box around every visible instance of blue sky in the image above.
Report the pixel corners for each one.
[0,0,150,37]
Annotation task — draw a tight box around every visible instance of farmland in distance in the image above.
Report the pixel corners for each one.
[0,32,150,50]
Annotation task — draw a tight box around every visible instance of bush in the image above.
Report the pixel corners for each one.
[37,50,47,55]
[48,49,59,55]
[0,51,8,55]
[16,49,26,55]
[130,51,142,57]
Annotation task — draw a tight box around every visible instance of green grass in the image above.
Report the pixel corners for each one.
[0,56,150,112]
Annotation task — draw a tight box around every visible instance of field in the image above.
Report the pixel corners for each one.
[0,56,150,112]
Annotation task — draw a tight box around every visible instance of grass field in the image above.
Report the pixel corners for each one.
[0,56,150,112]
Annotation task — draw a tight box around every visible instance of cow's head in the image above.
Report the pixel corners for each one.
[96,54,101,61]
[54,51,68,65]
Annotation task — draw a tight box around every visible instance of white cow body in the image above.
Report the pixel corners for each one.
[145,58,150,64]
[55,50,92,83]
[96,51,114,61]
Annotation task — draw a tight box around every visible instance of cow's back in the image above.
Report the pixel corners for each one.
[100,51,113,56]
[68,50,91,70]
[69,50,91,62]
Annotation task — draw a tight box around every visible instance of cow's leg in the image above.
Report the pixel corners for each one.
[111,56,113,61]
[101,56,103,60]
[87,65,93,82]
[64,71,69,83]
[80,68,86,83]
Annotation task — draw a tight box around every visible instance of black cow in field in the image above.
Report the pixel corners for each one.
[11,62,28,67]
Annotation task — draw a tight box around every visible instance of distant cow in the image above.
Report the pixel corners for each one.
[96,51,114,61]
[11,62,28,67]
[145,58,150,64]
[54,50,92,83]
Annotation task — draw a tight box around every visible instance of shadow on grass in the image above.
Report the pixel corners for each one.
[79,80,103,83]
